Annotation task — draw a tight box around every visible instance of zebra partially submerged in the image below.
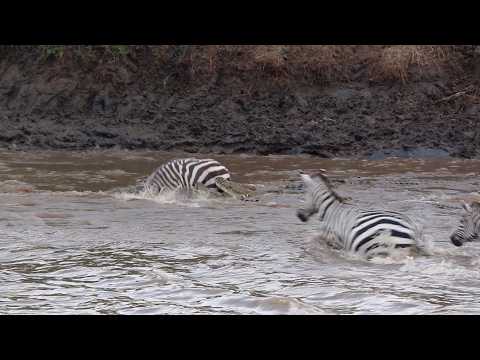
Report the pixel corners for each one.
[296,170,428,259]
[143,158,229,194]
[141,158,254,199]
[450,201,480,247]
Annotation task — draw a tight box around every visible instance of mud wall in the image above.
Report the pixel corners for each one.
[0,45,479,158]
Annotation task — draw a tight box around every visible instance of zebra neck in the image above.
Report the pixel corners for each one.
[321,198,357,227]
[318,192,345,221]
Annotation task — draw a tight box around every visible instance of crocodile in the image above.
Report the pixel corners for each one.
[214,177,257,201]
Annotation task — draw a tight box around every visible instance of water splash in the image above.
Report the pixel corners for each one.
[112,188,218,207]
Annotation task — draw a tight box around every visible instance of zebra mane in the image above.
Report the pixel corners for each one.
[471,201,480,211]
[312,171,350,204]
[463,200,480,213]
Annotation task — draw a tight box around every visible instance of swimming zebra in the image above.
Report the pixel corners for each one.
[450,201,480,247]
[296,170,427,259]
[142,158,231,195]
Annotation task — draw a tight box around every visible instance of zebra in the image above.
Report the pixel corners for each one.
[450,201,480,247]
[142,158,231,195]
[296,170,427,259]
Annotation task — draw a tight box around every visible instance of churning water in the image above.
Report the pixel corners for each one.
[1,150,480,314]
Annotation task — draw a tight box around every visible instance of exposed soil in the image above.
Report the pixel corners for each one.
[0,46,479,159]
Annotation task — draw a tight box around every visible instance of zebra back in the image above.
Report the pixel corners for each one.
[144,158,231,194]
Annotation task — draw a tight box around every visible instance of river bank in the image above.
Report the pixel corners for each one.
[0,45,479,159]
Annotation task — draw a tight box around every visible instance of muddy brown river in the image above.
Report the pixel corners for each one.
[1,150,480,314]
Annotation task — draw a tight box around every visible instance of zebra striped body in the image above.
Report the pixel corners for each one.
[144,158,231,194]
[297,172,423,259]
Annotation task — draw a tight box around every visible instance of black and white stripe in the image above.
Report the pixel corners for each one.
[143,158,231,194]
[297,171,424,258]
[450,201,480,247]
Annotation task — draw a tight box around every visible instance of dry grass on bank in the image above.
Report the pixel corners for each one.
[369,45,458,82]
[0,45,471,83]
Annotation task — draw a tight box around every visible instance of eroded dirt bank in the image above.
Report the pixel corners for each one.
[0,46,479,158]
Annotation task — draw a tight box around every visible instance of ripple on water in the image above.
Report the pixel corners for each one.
[2,151,480,314]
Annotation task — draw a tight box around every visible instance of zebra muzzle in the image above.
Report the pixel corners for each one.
[450,234,463,247]
[297,209,309,222]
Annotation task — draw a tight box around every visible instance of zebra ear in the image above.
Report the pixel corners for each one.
[462,201,472,213]
[300,174,317,188]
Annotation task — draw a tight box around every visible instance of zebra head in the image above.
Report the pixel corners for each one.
[297,170,350,223]
[450,201,480,247]
[297,174,317,222]
[297,170,333,222]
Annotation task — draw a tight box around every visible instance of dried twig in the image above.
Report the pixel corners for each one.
[435,85,476,103]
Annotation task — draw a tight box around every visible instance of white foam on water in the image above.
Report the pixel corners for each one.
[138,268,182,285]
[399,257,480,279]
[304,233,358,264]
[217,295,327,315]
[304,228,442,266]
[368,254,416,265]
[112,188,218,207]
